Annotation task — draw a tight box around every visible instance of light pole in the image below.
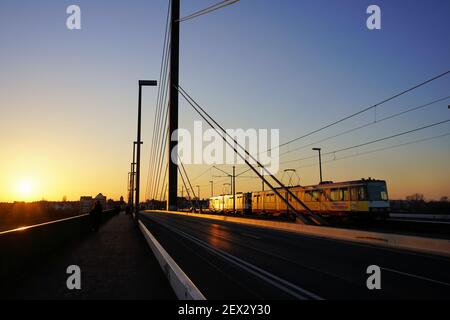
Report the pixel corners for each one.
[196,185,201,212]
[232,166,236,214]
[209,180,214,198]
[196,185,200,200]
[223,183,231,213]
[312,147,323,184]
[130,162,135,206]
[128,172,133,205]
[130,141,141,211]
[213,166,235,213]
[135,80,157,219]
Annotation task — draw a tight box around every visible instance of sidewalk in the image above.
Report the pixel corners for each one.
[10,213,176,299]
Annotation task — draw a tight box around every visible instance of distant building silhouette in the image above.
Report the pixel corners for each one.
[95,193,107,208]
[80,196,94,214]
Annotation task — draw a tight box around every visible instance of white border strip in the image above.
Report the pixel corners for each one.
[138,220,206,300]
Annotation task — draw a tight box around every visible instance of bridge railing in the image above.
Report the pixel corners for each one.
[0,209,119,293]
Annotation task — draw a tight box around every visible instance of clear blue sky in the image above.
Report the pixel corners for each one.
[0,0,449,201]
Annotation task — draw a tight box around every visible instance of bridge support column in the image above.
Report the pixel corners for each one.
[167,0,180,211]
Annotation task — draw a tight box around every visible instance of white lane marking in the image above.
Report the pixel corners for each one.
[241,232,261,240]
[381,267,450,287]
[150,216,323,300]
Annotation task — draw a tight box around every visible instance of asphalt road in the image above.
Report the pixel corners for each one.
[141,212,450,300]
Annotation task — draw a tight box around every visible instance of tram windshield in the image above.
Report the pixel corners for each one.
[367,182,388,201]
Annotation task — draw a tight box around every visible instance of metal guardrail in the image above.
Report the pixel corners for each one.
[0,209,118,295]
[0,213,89,235]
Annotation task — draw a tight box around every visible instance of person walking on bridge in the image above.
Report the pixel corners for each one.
[90,200,103,231]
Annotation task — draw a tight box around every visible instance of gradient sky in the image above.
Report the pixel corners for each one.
[0,0,449,202]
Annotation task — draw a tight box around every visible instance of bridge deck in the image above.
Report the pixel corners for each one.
[9,213,175,299]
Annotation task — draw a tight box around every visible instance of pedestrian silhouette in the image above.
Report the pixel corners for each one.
[90,200,103,231]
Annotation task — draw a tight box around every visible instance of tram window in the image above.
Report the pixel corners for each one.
[312,190,320,201]
[331,189,344,201]
[358,187,367,201]
[330,189,336,201]
[343,188,349,201]
[321,189,330,201]
[350,187,359,201]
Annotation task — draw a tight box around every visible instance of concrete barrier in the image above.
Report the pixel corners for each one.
[146,210,450,257]
[138,220,206,300]
[0,209,118,293]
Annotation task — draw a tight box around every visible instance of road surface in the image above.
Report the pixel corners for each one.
[141,211,450,300]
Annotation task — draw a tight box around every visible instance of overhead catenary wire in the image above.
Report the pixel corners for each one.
[280,95,450,157]
[268,70,450,153]
[190,166,213,182]
[281,119,450,165]
[177,0,240,23]
[291,132,450,171]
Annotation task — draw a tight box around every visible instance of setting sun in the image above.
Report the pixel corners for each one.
[16,180,34,199]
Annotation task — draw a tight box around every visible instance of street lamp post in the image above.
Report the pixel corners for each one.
[232,166,236,214]
[130,141,140,211]
[213,166,235,213]
[223,183,231,213]
[128,172,133,205]
[312,147,323,184]
[196,185,200,200]
[209,180,214,198]
[196,185,201,212]
[130,162,135,207]
[135,80,157,219]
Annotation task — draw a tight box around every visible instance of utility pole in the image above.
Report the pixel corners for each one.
[232,166,236,214]
[128,172,132,205]
[210,180,213,197]
[196,185,201,212]
[223,183,231,213]
[259,164,265,191]
[167,0,180,211]
[130,141,138,210]
[135,81,157,218]
[130,162,135,207]
[135,84,142,218]
[312,147,323,183]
